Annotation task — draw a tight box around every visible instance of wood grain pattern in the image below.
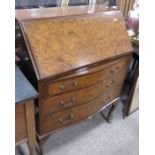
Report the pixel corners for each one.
[15,100,36,155]
[40,69,127,117]
[39,84,122,135]
[15,104,27,143]
[16,7,132,80]
[16,7,133,143]
[25,100,36,155]
[39,56,130,98]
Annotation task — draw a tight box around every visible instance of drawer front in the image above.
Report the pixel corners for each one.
[40,69,127,117]
[15,104,27,143]
[39,85,122,135]
[39,56,130,98]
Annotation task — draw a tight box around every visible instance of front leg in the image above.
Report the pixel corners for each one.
[38,139,44,155]
[106,99,119,123]
[101,99,119,123]
[36,135,49,155]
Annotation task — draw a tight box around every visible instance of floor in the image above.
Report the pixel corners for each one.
[16,102,139,155]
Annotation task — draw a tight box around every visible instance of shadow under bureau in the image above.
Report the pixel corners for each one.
[15,5,133,155]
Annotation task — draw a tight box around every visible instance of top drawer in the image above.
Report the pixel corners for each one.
[39,56,130,98]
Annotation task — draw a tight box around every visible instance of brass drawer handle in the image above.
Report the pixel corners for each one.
[103,96,111,103]
[58,114,74,125]
[60,97,76,108]
[60,84,65,90]
[106,80,116,87]
[110,66,120,74]
[72,81,78,87]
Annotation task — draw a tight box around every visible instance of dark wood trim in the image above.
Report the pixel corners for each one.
[125,69,138,117]
[123,53,139,118]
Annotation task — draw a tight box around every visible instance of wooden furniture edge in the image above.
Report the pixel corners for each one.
[15,6,119,21]
[36,97,120,139]
[25,99,36,155]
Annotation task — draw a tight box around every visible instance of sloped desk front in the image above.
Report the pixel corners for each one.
[16,6,133,155]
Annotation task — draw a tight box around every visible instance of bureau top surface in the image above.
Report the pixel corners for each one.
[16,6,133,80]
[15,65,38,104]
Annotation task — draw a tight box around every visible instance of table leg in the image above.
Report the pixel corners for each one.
[25,99,36,155]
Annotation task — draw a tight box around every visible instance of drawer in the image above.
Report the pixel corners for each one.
[15,104,27,143]
[39,56,130,98]
[39,85,122,135]
[40,69,127,117]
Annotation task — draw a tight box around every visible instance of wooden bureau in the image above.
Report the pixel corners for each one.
[16,5,133,154]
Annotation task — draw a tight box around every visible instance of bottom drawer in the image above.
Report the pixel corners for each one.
[39,85,122,135]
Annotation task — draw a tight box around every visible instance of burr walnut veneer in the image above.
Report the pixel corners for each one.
[16,6,133,154]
